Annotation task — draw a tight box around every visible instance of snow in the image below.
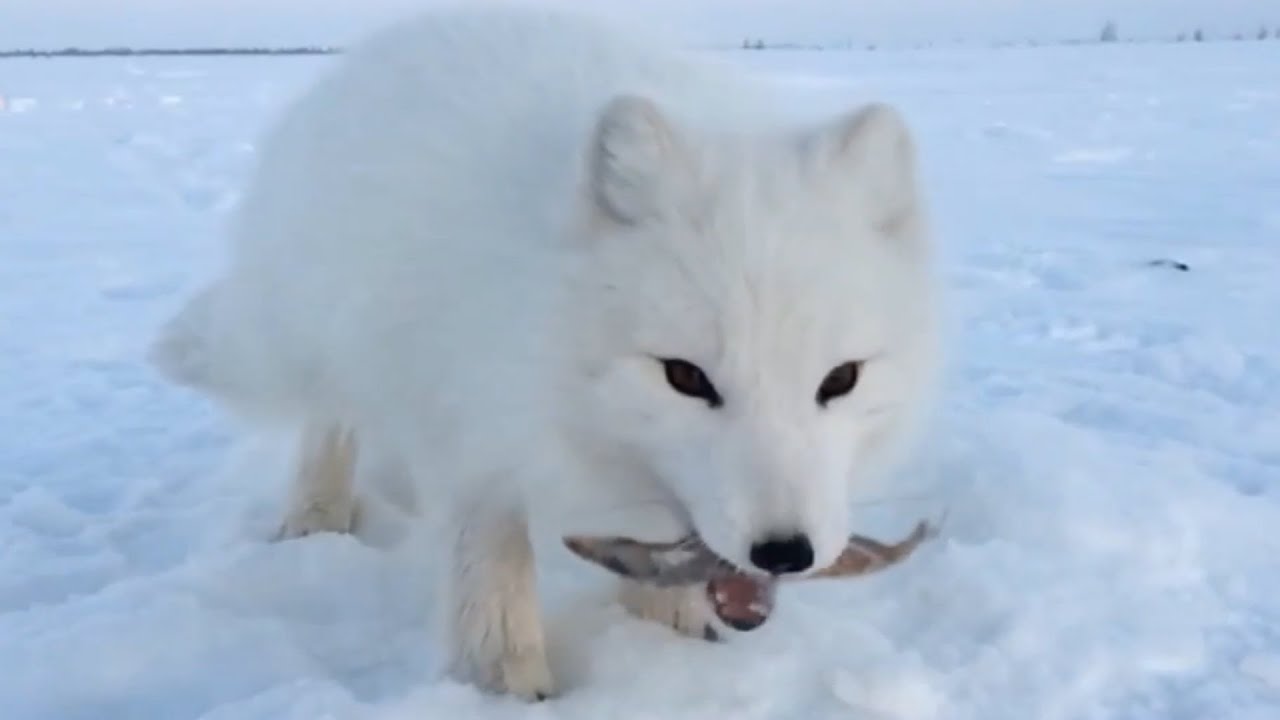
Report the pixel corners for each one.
[2,40,1279,719]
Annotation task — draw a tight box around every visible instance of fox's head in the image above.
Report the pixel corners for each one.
[556,93,938,577]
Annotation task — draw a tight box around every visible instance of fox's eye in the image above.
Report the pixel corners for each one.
[660,358,722,408]
[816,361,862,406]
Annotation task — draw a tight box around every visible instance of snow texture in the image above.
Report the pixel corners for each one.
[2,41,1279,719]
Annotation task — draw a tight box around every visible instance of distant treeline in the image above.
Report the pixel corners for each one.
[738,21,1278,51]
[0,47,340,59]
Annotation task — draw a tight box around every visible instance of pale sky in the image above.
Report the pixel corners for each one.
[2,0,1275,48]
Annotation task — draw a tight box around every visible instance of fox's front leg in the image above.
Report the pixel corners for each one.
[440,497,554,700]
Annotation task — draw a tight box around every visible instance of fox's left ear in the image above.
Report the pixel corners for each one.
[802,102,923,243]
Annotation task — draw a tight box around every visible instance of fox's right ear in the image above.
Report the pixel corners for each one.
[585,94,696,227]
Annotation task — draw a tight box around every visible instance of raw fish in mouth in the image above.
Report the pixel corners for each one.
[564,519,939,631]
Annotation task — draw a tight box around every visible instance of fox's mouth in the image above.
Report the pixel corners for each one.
[561,532,780,630]
[562,518,939,632]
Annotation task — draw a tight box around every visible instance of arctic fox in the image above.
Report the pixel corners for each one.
[149,2,939,701]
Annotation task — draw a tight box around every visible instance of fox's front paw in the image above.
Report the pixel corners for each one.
[618,579,722,642]
[274,424,360,540]
[275,495,360,540]
[499,646,555,702]
[448,617,556,701]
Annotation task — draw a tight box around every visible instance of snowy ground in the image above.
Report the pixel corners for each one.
[2,41,1279,720]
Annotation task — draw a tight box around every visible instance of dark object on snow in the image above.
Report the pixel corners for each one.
[1148,259,1190,272]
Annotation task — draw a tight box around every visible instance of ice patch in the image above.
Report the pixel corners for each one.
[3,96,38,113]
[1052,146,1133,165]
[1240,653,1280,691]
[828,659,944,720]
[980,121,1054,142]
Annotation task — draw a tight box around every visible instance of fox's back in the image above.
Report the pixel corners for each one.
[173,6,782,432]
[232,5,770,271]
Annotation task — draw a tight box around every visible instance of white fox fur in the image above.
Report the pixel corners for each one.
[149,2,939,700]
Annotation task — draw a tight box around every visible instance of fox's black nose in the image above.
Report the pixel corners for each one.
[749,533,814,575]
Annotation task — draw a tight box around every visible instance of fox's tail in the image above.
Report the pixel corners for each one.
[147,283,236,395]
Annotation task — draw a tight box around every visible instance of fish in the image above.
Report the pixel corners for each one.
[563,517,941,632]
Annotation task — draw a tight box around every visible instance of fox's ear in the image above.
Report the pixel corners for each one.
[586,94,696,226]
[803,102,923,242]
